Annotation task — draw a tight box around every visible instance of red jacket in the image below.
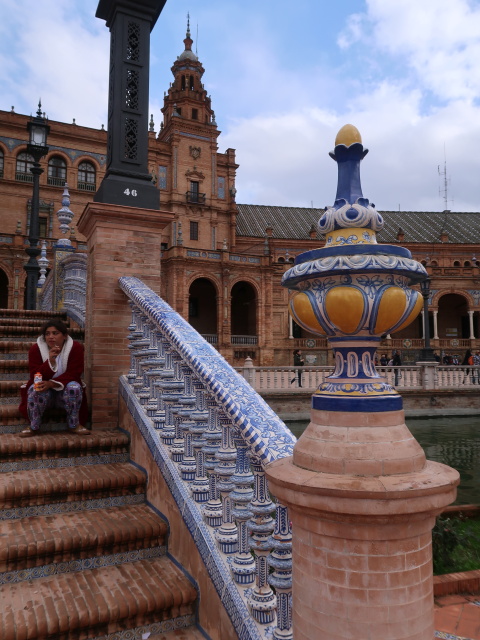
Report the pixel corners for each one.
[19,339,88,425]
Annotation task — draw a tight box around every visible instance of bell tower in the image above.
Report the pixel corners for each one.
[159,16,216,138]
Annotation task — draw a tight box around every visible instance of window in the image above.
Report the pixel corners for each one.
[190,221,199,241]
[181,75,186,90]
[78,161,96,191]
[189,76,194,90]
[190,181,199,202]
[47,156,67,186]
[0,150,3,178]
[39,217,47,238]
[192,108,198,120]
[16,152,35,181]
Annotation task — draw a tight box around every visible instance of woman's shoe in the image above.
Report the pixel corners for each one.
[19,428,36,438]
[71,425,90,435]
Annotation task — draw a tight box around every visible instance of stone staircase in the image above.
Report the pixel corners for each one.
[0,310,203,640]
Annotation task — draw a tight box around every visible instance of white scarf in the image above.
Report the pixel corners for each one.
[37,335,73,379]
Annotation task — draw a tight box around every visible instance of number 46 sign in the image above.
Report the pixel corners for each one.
[124,189,138,197]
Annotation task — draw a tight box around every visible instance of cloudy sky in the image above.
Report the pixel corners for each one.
[1,0,479,212]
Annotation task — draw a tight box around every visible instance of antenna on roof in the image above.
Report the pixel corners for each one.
[438,144,453,210]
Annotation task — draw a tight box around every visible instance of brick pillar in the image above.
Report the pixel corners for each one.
[77,202,173,428]
[266,407,459,640]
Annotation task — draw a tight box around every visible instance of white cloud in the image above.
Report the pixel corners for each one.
[0,0,108,127]
[361,0,480,102]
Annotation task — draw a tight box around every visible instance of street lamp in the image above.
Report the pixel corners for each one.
[419,277,436,361]
[24,101,50,309]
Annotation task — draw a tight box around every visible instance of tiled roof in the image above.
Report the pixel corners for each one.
[236,205,480,244]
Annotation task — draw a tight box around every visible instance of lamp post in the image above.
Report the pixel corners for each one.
[24,102,50,309]
[419,277,436,361]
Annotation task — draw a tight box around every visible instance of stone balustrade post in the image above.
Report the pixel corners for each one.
[243,356,256,388]
[418,361,438,390]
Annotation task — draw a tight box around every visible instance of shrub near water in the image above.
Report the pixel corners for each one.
[433,516,480,575]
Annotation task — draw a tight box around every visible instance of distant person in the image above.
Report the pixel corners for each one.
[291,349,304,387]
[392,350,402,385]
[462,349,472,383]
[472,351,480,384]
[433,352,440,363]
[380,353,388,366]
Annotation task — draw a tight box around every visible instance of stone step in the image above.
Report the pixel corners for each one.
[0,428,130,466]
[0,503,167,574]
[0,462,146,510]
[0,316,68,327]
[0,359,28,372]
[0,324,83,339]
[0,341,35,353]
[0,403,26,425]
[0,310,68,320]
[149,628,206,639]
[0,380,23,396]
[0,556,197,640]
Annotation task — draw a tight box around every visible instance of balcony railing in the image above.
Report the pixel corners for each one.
[185,190,206,204]
[47,176,66,187]
[231,335,258,345]
[78,181,96,192]
[201,333,218,344]
[16,172,34,183]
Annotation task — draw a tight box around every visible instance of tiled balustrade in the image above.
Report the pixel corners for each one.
[119,275,296,640]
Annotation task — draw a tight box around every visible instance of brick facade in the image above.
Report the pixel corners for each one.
[1,29,480,367]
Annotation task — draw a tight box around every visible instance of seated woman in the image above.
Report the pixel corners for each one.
[18,319,89,437]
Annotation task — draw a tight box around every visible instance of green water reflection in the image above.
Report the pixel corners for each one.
[286,416,480,505]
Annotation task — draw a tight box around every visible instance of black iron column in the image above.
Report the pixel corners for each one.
[94,0,166,209]
[24,103,50,310]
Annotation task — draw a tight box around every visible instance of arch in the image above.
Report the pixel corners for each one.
[47,155,67,186]
[464,260,471,267]
[431,288,474,309]
[188,277,218,337]
[436,292,472,340]
[230,280,257,337]
[0,267,9,308]
[430,260,438,266]
[453,261,461,267]
[278,257,285,263]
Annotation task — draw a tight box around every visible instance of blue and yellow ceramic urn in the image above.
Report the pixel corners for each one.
[283,125,426,412]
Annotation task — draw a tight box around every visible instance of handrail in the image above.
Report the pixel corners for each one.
[119,276,295,639]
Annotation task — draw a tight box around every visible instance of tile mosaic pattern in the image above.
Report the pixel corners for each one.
[119,277,296,465]
[435,633,470,639]
[0,492,145,521]
[92,614,196,640]
[0,452,129,473]
[0,546,166,585]
[120,377,263,640]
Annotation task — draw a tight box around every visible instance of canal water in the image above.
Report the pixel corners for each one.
[286,415,480,505]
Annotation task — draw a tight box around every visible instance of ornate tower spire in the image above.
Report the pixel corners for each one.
[159,18,216,136]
